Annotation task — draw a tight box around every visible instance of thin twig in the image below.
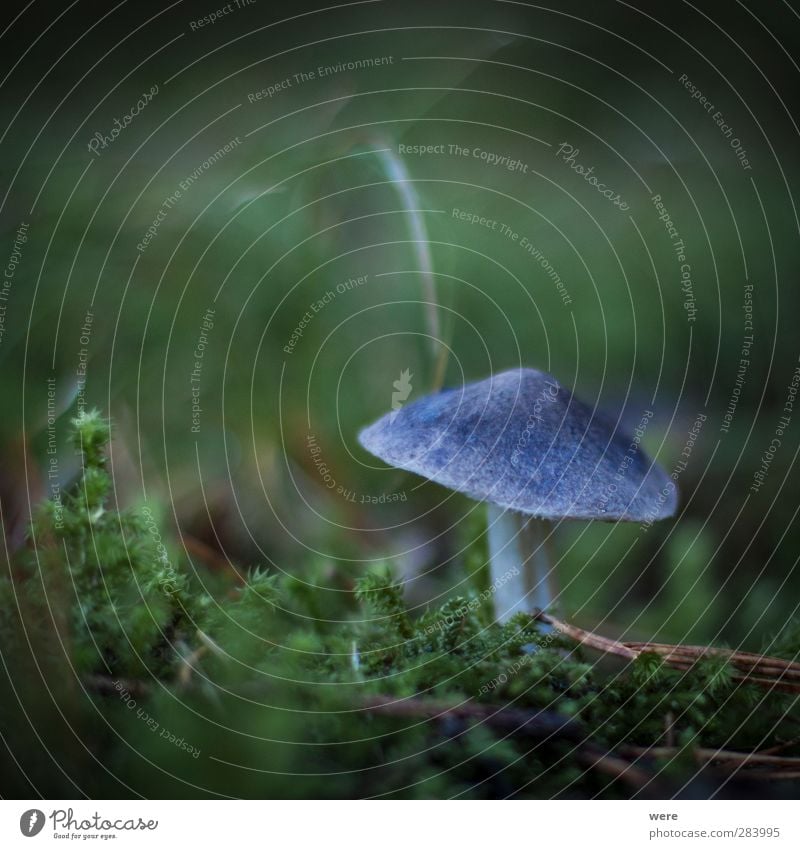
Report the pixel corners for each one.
[363,695,654,792]
[538,613,638,660]
[363,694,583,740]
[624,745,800,770]
[757,736,800,756]
[576,748,653,789]
[537,612,800,693]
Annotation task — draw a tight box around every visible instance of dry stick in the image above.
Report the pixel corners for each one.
[537,612,800,694]
[757,736,800,756]
[576,748,654,789]
[538,615,638,660]
[363,695,654,791]
[626,643,800,680]
[539,612,800,778]
[363,695,581,738]
[623,745,800,770]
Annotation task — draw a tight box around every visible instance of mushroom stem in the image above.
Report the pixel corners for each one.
[487,504,556,626]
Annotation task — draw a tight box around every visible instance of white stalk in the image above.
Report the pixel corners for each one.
[487,504,556,625]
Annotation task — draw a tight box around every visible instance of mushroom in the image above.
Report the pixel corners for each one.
[358,368,677,623]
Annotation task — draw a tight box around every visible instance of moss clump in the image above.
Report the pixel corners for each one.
[6,410,192,677]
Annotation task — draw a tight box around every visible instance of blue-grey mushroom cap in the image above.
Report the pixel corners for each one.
[358,368,677,522]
